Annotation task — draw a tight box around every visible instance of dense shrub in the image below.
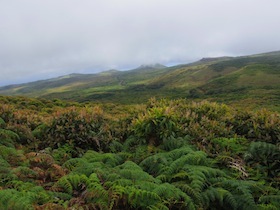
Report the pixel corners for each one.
[0,96,279,209]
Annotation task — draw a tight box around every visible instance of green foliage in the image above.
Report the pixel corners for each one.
[0,128,20,145]
[0,117,5,128]
[0,182,54,210]
[230,109,280,144]
[7,124,35,145]
[53,173,89,195]
[40,106,110,151]
[0,145,23,165]
[209,137,248,155]
[0,96,279,209]
[259,192,280,210]
[0,189,34,210]
[132,105,179,146]
[50,144,75,164]
[161,135,192,151]
[245,142,280,181]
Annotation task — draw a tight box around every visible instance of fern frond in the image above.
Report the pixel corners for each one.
[140,154,169,176]
[0,145,23,165]
[0,117,5,128]
[0,128,19,141]
[83,150,123,167]
[26,152,55,169]
[148,203,169,210]
[53,176,73,194]
[127,186,161,208]
[166,151,208,175]
[0,128,20,148]
[12,166,38,180]
[0,157,10,168]
[0,163,17,184]
[72,161,108,177]
[84,173,109,208]
[202,187,237,210]
[109,140,124,153]
[0,189,34,210]
[62,158,87,171]
[221,180,257,209]
[6,180,35,191]
[173,181,201,205]
[168,146,195,160]
[259,194,280,207]
[162,136,192,151]
[52,191,73,200]
[117,161,157,182]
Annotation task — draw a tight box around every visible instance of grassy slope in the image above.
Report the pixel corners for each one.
[0,51,280,110]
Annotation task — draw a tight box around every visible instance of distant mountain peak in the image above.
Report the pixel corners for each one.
[98,69,120,76]
[136,63,167,70]
[199,56,233,62]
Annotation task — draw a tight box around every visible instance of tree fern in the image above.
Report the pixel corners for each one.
[0,128,19,141]
[0,189,34,210]
[105,158,196,209]
[147,203,169,210]
[12,166,38,181]
[26,152,55,169]
[139,146,195,176]
[152,182,195,209]
[0,154,19,185]
[131,145,151,163]
[0,128,19,148]
[130,188,162,207]
[54,174,89,195]
[259,193,280,209]
[0,186,52,209]
[108,140,124,153]
[86,173,109,204]
[62,157,87,171]
[161,135,192,151]
[8,181,52,206]
[116,161,158,183]
[220,180,258,209]
[76,162,110,178]
[139,153,170,176]
[201,187,237,210]
[82,150,123,167]
[173,181,202,206]
[122,135,146,152]
[245,141,280,179]
[166,151,209,175]
[6,180,35,192]
[167,146,196,160]
[0,145,24,166]
[0,117,5,128]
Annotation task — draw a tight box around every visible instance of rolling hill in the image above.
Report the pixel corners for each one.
[1,51,280,110]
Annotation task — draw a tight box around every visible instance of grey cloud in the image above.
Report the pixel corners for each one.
[1,0,280,85]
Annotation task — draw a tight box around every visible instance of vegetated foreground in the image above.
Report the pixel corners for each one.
[0,95,279,209]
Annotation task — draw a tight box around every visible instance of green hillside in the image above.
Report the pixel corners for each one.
[1,51,280,111]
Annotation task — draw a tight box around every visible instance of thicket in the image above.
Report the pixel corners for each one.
[0,96,279,209]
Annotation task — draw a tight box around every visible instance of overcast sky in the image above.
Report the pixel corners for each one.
[1,0,280,86]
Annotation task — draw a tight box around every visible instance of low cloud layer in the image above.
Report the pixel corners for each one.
[1,0,280,85]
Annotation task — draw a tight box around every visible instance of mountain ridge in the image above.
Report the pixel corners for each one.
[1,51,280,110]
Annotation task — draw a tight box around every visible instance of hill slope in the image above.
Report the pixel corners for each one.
[0,51,280,110]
